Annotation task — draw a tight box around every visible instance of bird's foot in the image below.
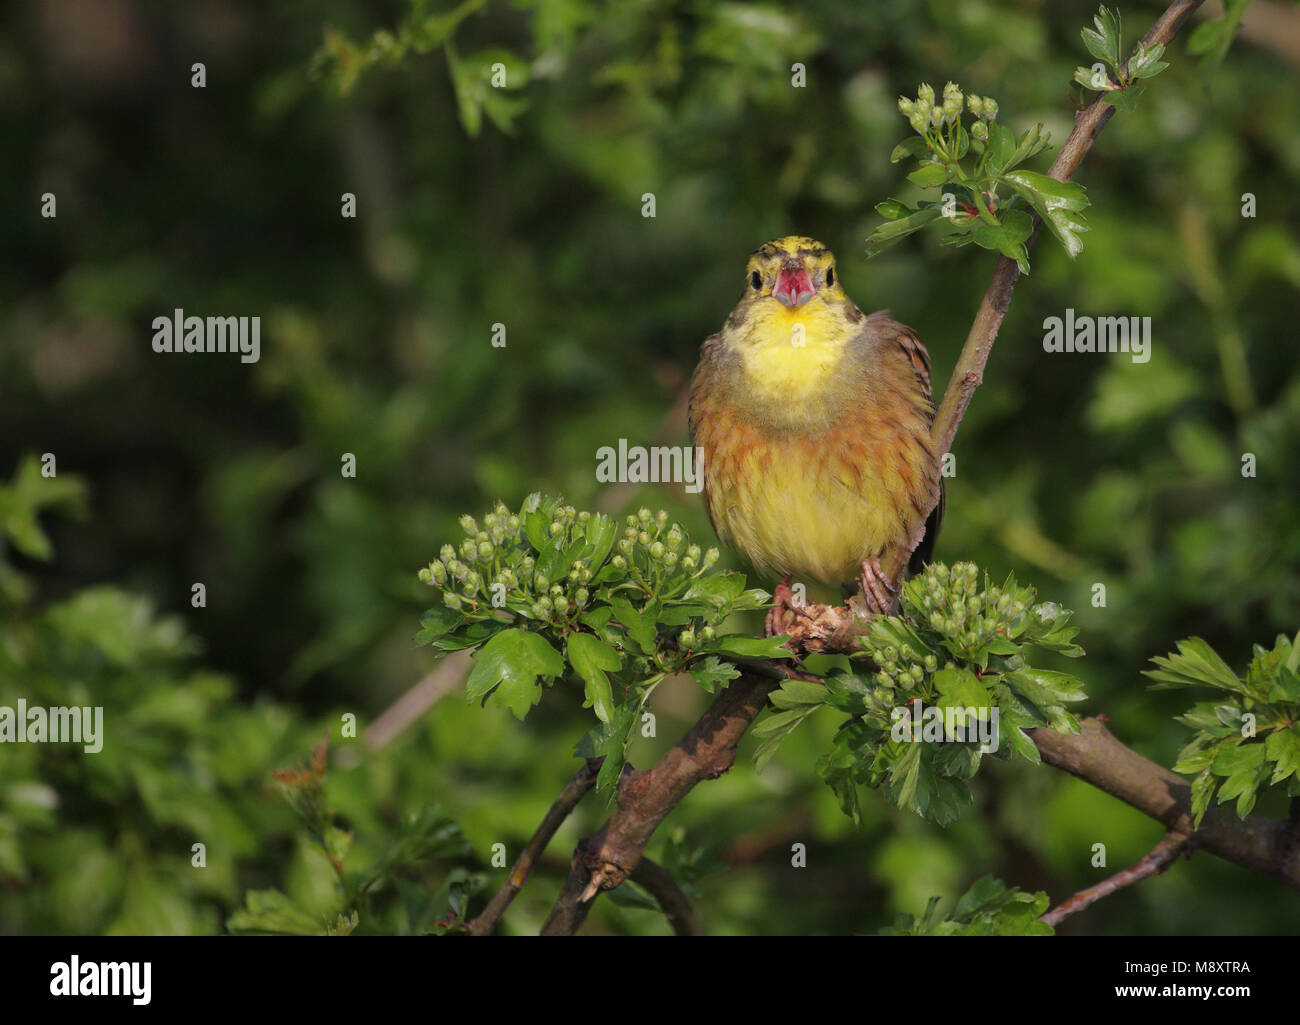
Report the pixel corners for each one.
[765,575,811,637]
[859,557,900,616]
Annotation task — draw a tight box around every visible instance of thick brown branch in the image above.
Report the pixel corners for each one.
[1040,830,1192,927]
[467,758,603,936]
[1032,718,1300,892]
[630,857,702,936]
[540,671,778,935]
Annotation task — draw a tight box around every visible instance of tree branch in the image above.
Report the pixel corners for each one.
[540,671,778,935]
[1031,717,1300,892]
[1040,830,1192,927]
[467,758,603,936]
[630,857,702,936]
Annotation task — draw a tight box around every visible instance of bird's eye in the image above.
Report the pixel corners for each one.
[826,267,835,287]
[750,270,762,290]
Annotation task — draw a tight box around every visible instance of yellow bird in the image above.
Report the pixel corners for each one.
[688,236,943,633]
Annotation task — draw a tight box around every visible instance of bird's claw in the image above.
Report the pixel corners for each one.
[765,575,810,637]
[859,557,899,616]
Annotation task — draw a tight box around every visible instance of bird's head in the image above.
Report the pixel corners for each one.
[743,236,841,309]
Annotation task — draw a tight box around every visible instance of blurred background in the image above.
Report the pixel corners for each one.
[2,0,1298,935]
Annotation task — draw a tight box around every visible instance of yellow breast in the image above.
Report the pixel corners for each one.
[691,302,936,585]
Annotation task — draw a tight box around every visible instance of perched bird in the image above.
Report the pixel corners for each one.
[688,236,943,633]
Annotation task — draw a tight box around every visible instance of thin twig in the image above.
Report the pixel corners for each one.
[1040,830,1192,927]
[629,858,702,936]
[466,758,603,936]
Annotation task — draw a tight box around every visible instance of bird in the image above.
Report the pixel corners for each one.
[687,235,943,635]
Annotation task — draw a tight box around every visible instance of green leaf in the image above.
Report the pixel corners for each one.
[1144,637,1245,694]
[697,634,793,659]
[1211,740,1265,776]
[578,512,619,571]
[1003,123,1051,172]
[688,655,740,694]
[1074,64,1114,91]
[464,628,564,719]
[609,596,658,654]
[416,606,466,645]
[1002,170,1090,260]
[424,618,503,652]
[753,703,822,771]
[1101,83,1144,112]
[972,211,1032,275]
[1128,41,1169,79]
[980,122,1016,176]
[536,536,584,587]
[951,121,969,160]
[574,702,640,791]
[886,741,923,814]
[1189,768,1216,827]
[823,672,873,715]
[226,889,326,936]
[1081,5,1123,68]
[0,455,88,560]
[567,633,622,723]
[444,43,482,137]
[866,206,943,257]
[681,574,745,609]
[521,493,560,551]
[1187,0,1249,72]
[907,162,949,189]
[1266,726,1300,784]
[875,198,912,220]
[934,668,992,731]
[889,137,929,163]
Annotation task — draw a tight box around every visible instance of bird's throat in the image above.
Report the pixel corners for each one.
[735,303,851,406]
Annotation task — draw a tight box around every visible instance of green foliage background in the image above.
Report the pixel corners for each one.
[1,0,1298,935]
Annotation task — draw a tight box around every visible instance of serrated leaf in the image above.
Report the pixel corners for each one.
[1266,726,1300,783]
[1189,768,1216,827]
[567,632,621,723]
[688,655,740,694]
[416,606,466,645]
[609,595,658,654]
[1081,5,1123,68]
[464,628,564,719]
[1128,41,1169,79]
[1145,637,1245,694]
[574,701,640,791]
[226,889,325,936]
[1002,170,1090,260]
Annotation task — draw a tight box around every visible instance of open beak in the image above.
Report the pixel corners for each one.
[772,258,817,308]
